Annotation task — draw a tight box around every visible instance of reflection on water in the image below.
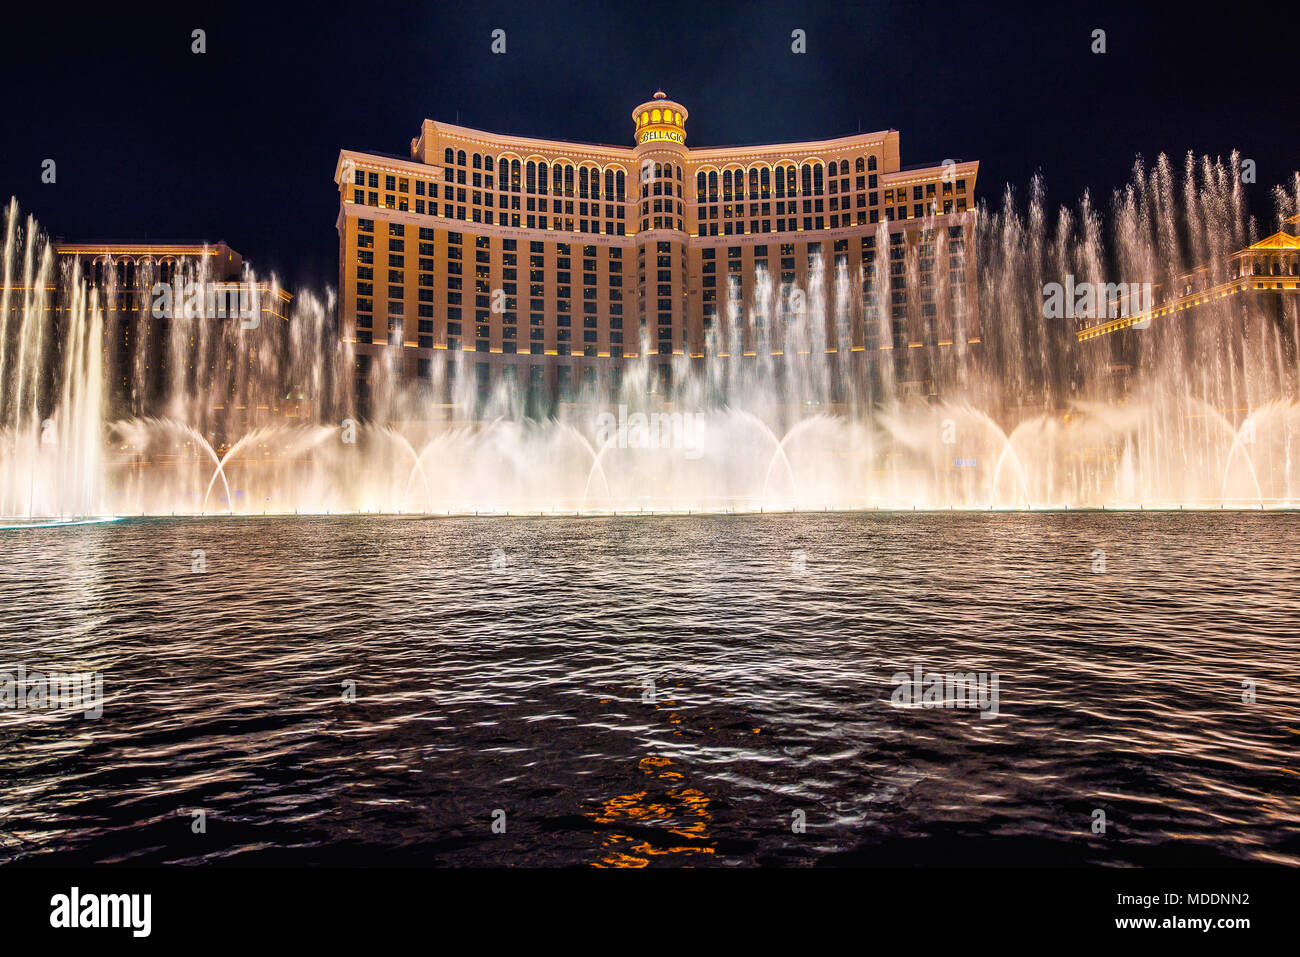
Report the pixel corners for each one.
[0,512,1298,866]
[589,756,716,867]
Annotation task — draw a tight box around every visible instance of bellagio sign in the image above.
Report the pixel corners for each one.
[639,129,683,145]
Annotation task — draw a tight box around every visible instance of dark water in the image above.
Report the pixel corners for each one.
[1,512,1297,867]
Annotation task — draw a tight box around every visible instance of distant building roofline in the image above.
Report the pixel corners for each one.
[53,241,235,256]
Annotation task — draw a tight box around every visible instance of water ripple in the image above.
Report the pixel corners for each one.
[0,512,1298,866]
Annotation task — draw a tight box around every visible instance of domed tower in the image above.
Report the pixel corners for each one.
[632,90,688,149]
[630,92,690,365]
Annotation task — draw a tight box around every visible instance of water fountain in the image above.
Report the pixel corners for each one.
[0,207,103,520]
[2,152,1299,518]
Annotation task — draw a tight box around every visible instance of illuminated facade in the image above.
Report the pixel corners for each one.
[334,92,979,407]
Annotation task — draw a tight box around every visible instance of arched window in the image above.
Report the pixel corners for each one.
[708,170,717,200]
[749,168,759,195]
[856,156,865,173]
[456,150,466,166]
[511,159,521,190]
[696,171,706,202]
[867,155,878,171]
[605,169,615,200]
[760,167,770,197]
[526,161,537,191]
[444,147,454,164]
[616,170,625,199]
[579,167,588,198]
[801,164,813,194]
[498,158,508,184]
[565,166,574,196]
[472,154,482,170]
[839,160,849,175]
[775,166,785,197]
[722,170,732,201]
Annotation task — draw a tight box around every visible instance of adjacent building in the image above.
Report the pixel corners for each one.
[53,242,292,421]
[1075,225,1300,341]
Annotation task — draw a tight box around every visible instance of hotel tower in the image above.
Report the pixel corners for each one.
[334,92,979,410]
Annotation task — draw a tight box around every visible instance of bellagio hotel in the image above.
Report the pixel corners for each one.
[334,92,978,407]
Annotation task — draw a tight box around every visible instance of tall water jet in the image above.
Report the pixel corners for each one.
[0,201,105,519]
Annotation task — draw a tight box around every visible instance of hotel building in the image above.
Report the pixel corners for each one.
[334,92,979,409]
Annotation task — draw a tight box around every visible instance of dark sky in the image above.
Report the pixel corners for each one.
[3,0,1295,290]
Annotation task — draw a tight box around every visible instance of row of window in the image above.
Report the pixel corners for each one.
[695,158,880,202]
[350,330,628,358]
[694,202,969,236]
[442,150,629,201]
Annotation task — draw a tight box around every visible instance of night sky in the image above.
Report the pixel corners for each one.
[3,0,1296,290]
